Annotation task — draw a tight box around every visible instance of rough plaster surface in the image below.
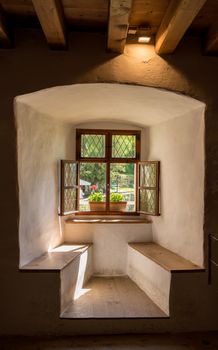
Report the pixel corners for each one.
[16,102,74,266]
[127,246,171,314]
[65,223,152,275]
[16,88,204,268]
[60,246,93,313]
[17,83,204,127]
[0,29,218,335]
[149,110,205,266]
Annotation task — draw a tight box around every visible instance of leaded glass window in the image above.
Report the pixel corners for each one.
[139,161,160,215]
[112,135,136,158]
[60,160,78,215]
[81,134,105,158]
[60,131,160,216]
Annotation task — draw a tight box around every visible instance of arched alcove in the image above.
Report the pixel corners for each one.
[15,83,205,268]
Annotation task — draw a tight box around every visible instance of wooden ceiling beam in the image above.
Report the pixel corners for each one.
[155,0,207,55]
[0,5,12,48]
[108,0,132,54]
[32,0,66,49]
[205,24,218,55]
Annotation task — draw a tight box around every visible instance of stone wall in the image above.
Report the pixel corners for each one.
[0,29,218,335]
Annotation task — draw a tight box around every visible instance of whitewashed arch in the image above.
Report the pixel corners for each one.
[15,83,205,127]
[15,83,205,267]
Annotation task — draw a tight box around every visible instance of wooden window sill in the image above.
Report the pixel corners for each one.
[20,244,92,271]
[75,211,140,216]
[66,217,151,224]
[128,243,205,272]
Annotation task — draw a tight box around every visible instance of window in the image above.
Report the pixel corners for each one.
[60,129,160,216]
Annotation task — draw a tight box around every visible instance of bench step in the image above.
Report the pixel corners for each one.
[128,243,204,272]
[128,242,205,315]
[20,244,92,270]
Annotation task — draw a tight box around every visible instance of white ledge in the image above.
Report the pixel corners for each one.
[66,218,151,224]
[129,243,204,272]
[20,243,92,271]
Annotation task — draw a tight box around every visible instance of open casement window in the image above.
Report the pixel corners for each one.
[138,161,160,215]
[60,160,78,215]
[60,131,160,216]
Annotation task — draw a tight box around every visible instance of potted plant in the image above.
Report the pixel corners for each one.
[110,192,127,212]
[88,191,106,211]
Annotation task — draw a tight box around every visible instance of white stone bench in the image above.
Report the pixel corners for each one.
[21,243,93,314]
[127,243,204,315]
[64,218,153,276]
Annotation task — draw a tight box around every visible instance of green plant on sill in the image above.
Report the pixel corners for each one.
[88,192,103,202]
[110,192,124,202]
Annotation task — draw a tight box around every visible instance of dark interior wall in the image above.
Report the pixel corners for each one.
[0,29,218,335]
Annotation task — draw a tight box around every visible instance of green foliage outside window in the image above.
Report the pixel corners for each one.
[112,135,136,158]
[80,163,106,191]
[81,134,105,158]
[88,192,104,202]
[110,192,124,202]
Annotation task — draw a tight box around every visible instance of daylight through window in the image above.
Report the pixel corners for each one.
[60,129,160,216]
[77,130,140,213]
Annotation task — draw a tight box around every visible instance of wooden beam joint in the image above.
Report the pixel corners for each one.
[155,0,207,55]
[108,0,132,54]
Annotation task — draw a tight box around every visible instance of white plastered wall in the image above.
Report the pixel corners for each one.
[127,246,171,314]
[15,83,205,269]
[148,108,205,266]
[15,102,74,266]
[64,223,152,275]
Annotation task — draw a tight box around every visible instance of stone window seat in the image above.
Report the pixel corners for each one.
[20,244,92,271]
[128,243,204,272]
[128,242,205,315]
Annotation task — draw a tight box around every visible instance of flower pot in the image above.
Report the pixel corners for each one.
[89,201,127,212]
[109,201,127,212]
[89,201,106,211]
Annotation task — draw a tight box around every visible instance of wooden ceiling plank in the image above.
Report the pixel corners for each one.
[62,0,109,10]
[0,5,12,48]
[32,0,66,49]
[108,0,132,54]
[155,0,207,54]
[205,24,218,54]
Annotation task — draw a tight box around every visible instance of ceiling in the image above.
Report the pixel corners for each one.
[0,0,218,54]
[15,83,205,127]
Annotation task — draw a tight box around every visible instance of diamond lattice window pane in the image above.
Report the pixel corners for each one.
[81,134,105,158]
[64,163,77,187]
[64,188,77,213]
[140,163,156,187]
[112,135,136,158]
[140,189,156,214]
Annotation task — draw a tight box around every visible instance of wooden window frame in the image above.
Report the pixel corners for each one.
[138,161,160,216]
[60,160,79,216]
[76,129,141,215]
